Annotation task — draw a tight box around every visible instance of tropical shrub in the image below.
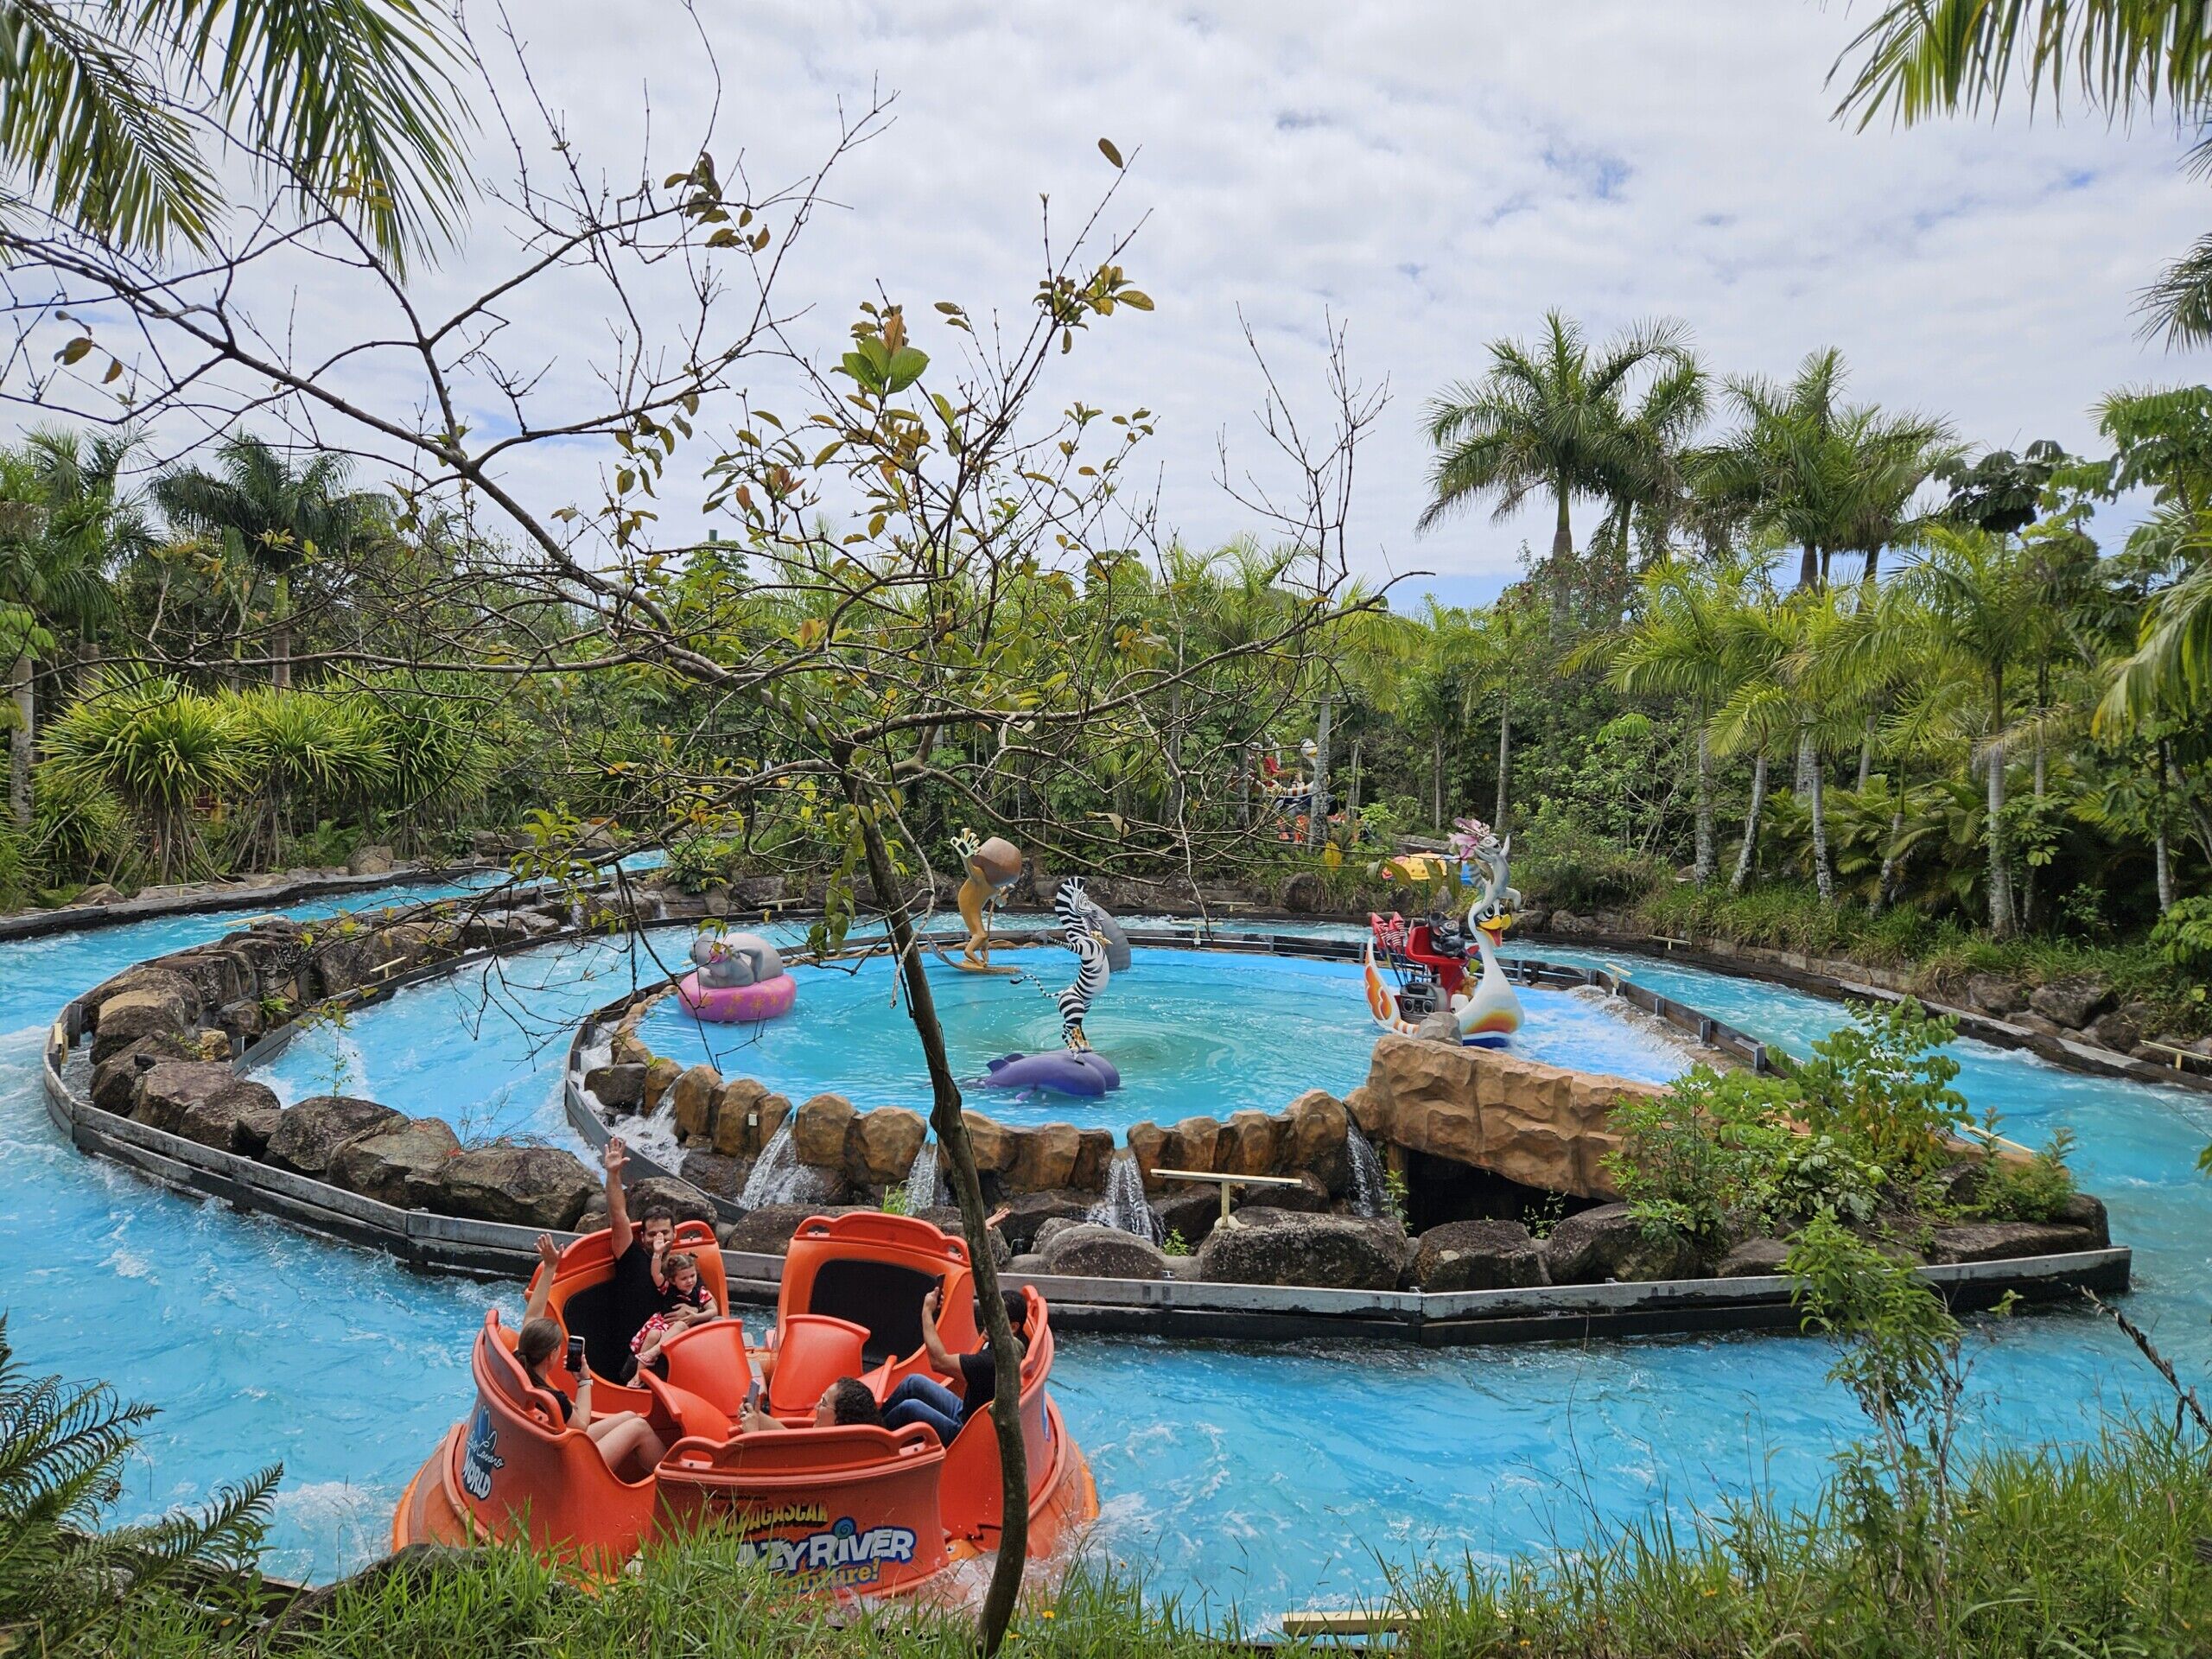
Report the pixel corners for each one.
[1769,1133,1885,1227]
[29,764,130,882]
[2151,893,2212,977]
[350,677,498,852]
[1516,800,1669,909]
[0,1315,275,1653]
[41,676,239,880]
[1790,1000,1970,1177]
[226,687,391,860]
[1603,1064,1796,1244]
[1968,1129,2077,1224]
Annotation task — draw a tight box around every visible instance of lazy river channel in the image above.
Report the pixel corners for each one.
[4,900,2211,1623]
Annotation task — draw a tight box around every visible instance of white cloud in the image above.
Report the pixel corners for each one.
[27,2,2209,600]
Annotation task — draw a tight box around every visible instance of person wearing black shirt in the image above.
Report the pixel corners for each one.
[600,1137,680,1375]
[880,1287,1027,1445]
[514,1315,666,1477]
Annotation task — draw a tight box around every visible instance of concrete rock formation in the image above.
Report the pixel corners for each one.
[264,1096,404,1178]
[1356,1033,1657,1198]
[1195,1207,1409,1291]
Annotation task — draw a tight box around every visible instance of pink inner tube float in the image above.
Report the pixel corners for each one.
[676,971,797,1023]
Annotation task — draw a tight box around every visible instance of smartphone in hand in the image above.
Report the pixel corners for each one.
[566,1334,588,1379]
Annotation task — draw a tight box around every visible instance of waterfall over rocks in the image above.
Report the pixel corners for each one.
[739,1116,833,1209]
[1086,1151,1163,1243]
[905,1138,944,1209]
[1345,1122,1387,1220]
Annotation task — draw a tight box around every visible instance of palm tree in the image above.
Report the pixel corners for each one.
[0,429,149,825]
[1891,526,2037,938]
[0,0,471,265]
[1592,352,1711,598]
[1608,553,1766,883]
[1697,348,1955,591]
[154,435,389,690]
[1420,311,1694,624]
[1834,1,2212,347]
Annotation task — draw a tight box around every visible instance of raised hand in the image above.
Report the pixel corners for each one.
[536,1233,561,1271]
[603,1137,627,1176]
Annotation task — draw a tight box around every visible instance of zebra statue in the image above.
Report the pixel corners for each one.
[1053,879,1112,1050]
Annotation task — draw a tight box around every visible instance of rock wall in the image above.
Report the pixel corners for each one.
[1351,1033,1664,1199]
[72,896,620,1233]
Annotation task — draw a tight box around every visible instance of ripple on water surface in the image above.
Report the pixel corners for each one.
[1,908,2209,1608]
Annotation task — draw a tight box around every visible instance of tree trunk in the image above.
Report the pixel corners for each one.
[1550,486,1573,627]
[1797,539,1821,592]
[2156,829,2174,912]
[840,762,1027,1653]
[1806,732,1834,903]
[1493,688,1510,836]
[1731,753,1767,893]
[8,650,30,830]
[1692,723,1714,884]
[1346,737,1362,820]
[1985,735,2012,938]
[272,571,292,690]
[1856,714,1876,792]
[1430,733,1443,830]
[1306,696,1332,849]
[1796,724,1818,813]
[1872,773,1909,917]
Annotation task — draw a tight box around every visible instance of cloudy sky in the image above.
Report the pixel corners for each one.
[68,2,2212,610]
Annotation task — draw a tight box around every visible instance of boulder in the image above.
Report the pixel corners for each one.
[914,1207,1014,1269]
[640,1054,683,1113]
[584,1063,646,1114]
[669,1065,724,1142]
[991,1190,1095,1254]
[346,844,396,876]
[2082,1008,2142,1055]
[129,1059,256,1136]
[1039,1222,1171,1280]
[1153,1185,1224,1245]
[719,1204,844,1255]
[2056,1190,2110,1247]
[90,981,194,1064]
[327,1117,463,1209]
[1963,974,2024,1017]
[960,1111,1018,1175]
[2012,1012,2065,1039]
[1124,1121,1173,1188]
[846,1107,928,1186]
[264,1096,404,1179]
[73,882,124,906]
[1071,1128,1116,1192]
[1414,1010,1462,1046]
[1281,871,1327,913]
[1247,1171,1333,1214]
[680,1150,753,1201]
[1004,1123,1080,1194]
[1005,1252,1046,1275]
[792,1094,856,1170]
[1282,1090,1351,1170]
[1217,1111,1283,1177]
[576,1174,721,1235]
[2026,975,2114,1032]
[1412,1219,1548,1292]
[1357,1033,1643,1198]
[89,1031,200,1115]
[1195,1207,1409,1291]
[431,1146,598,1229]
[87,964,202,1030]
[1343,1084,1386,1136]
[1714,1237,1793,1278]
[1166,1116,1219,1176]
[1543,1202,1697,1285]
[1925,1221,2101,1264]
[709,1078,779,1157]
[173,1081,284,1158]
[611,1030,653,1068]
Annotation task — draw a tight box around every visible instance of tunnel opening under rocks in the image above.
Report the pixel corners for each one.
[1393,1147,1605,1238]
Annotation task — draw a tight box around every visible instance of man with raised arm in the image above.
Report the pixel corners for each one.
[601,1136,683,1374]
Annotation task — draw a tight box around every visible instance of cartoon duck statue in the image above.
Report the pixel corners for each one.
[1449,821,1523,1047]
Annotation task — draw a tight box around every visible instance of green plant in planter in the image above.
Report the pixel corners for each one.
[1603,1064,1797,1245]
[1793,998,1970,1176]
[1770,1134,1885,1227]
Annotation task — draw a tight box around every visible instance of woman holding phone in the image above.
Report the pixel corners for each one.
[513,1316,668,1478]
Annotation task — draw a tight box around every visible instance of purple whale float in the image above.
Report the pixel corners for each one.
[973,1048,1122,1098]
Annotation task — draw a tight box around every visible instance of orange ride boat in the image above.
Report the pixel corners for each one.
[392,1211,1099,1601]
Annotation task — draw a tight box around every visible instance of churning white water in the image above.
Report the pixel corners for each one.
[1086,1151,1163,1243]
[738,1116,834,1208]
[1344,1122,1387,1219]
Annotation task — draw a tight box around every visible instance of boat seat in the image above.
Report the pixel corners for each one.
[765,1313,870,1418]
[806,1259,944,1366]
[480,1321,569,1429]
[658,1319,753,1419]
[638,1368,732,1446]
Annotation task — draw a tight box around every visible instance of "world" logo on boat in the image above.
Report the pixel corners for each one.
[460,1405,504,1501]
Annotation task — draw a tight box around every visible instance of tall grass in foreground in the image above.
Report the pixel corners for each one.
[93,1424,2212,1659]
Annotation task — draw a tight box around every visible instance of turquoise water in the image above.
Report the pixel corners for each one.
[633,949,1689,1129]
[2,910,2210,1618]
